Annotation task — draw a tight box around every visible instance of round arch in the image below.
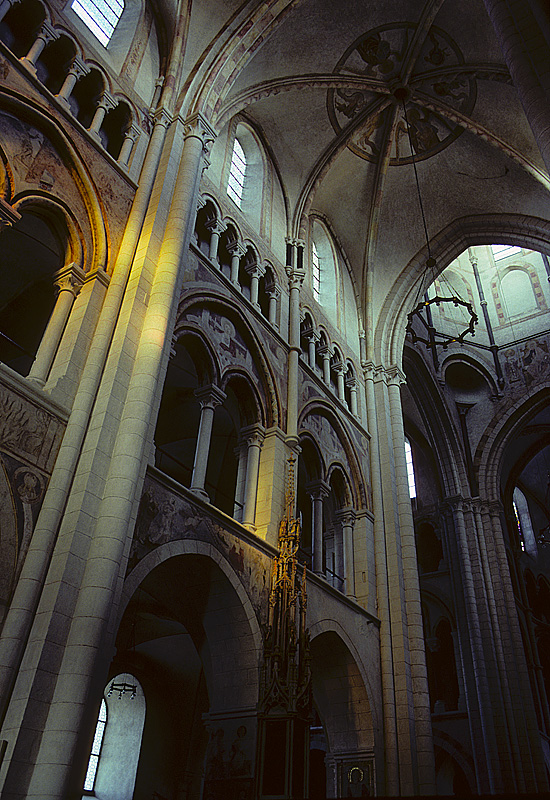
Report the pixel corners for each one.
[375,214,550,367]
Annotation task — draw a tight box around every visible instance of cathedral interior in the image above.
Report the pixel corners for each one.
[0,0,550,797]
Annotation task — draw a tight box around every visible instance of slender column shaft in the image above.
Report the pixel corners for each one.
[285,245,305,443]
[320,348,331,385]
[333,526,343,591]
[307,337,316,368]
[28,264,85,385]
[335,364,345,401]
[206,220,226,262]
[338,509,356,599]
[190,385,226,497]
[308,481,329,575]
[267,285,279,325]
[56,70,78,104]
[229,243,245,285]
[0,0,15,22]
[241,425,265,528]
[233,442,247,520]
[349,384,358,416]
[89,100,111,135]
[21,26,53,68]
[118,125,140,167]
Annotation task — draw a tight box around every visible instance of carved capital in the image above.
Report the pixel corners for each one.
[336,507,356,529]
[194,383,226,410]
[332,360,345,375]
[67,56,88,80]
[266,281,281,299]
[240,423,265,448]
[227,241,247,259]
[318,343,333,359]
[153,106,172,128]
[124,123,141,143]
[53,263,86,298]
[182,112,217,154]
[245,261,265,279]
[205,218,227,236]
[38,21,59,44]
[0,197,21,231]
[286,266,305,291]
[98,92,117,112]
[306,479,330,502]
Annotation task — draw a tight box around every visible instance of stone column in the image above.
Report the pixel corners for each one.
[228,241,246,286]
[333,360,345,401]
[337,508,356,599]
[0,0,20,23]
[387,367,436,793]
[266,281,280,326]
[89,93,116,138]
[346,374,358,415]
[20,113,216,800]
[241,423,265,530]
[206,218,226,262]
[319,343,332,385]
[20,22,57,72]
[56,58,87,107]
[118,123,141,167]
[307,480,329,575]
[285,239,305,445]
[333,523,343,592]
[233,439,247,521]
[190,384,226,500]
[303,327,318,369]
[28,263,85,385]
[245,261,265,308]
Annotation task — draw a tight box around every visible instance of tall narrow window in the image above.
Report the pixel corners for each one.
[312,241,321,301]
[70,0,124,47]
[405,438,417,499]
[227,138,246,208]
[83,699,107,792]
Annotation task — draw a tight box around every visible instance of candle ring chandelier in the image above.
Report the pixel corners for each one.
[399,95,478,349]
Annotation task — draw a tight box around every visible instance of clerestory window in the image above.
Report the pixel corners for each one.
[312,241,321,302]
[491,244,522,262]
[227,138,246,208]
[70,0,124,47]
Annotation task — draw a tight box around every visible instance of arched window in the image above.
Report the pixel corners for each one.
[405,438,416,499]
[312,241,321,302]
[513,487,537,556]
[83,674,146,798]
[83,699,107,792]
[227,138,246,208]
[70,0,124,47]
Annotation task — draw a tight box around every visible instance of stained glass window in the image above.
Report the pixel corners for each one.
[71,0,124,47]
[227,138,246,208]
[83,699,107,791]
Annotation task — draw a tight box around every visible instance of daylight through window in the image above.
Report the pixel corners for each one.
[312,241,321,301]
[491,244,522,261]
[83,699,107,791]
[227,138,246,208]
[71,0,124,46]
[405,439,416,499]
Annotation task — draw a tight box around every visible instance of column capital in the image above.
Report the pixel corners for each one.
[266,281,281,299]
[227,240,247,258]
[67,56,88,80]
[124,122,141,143]
[38,21,59,44]
[240,423,265,448]
[53,263,86,298]
[98,92,117,113]
[306,479,330,501]
[0,197,21,231]
[245,261,266,279]
[181,111,217,152]
[336,507,356,528]
[302,326,319,343]
[152,105,173,128]
[318,343,333,358]
[194,384,226,409]
[345,373,357,389]
[205,217,227,236]
[386,364,406,387]
[285,237,306,249]
[332,359,345,375]
[286,267,305,290]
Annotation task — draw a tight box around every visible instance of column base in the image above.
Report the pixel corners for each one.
[190,487,210,502]
[20,58,37,74]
